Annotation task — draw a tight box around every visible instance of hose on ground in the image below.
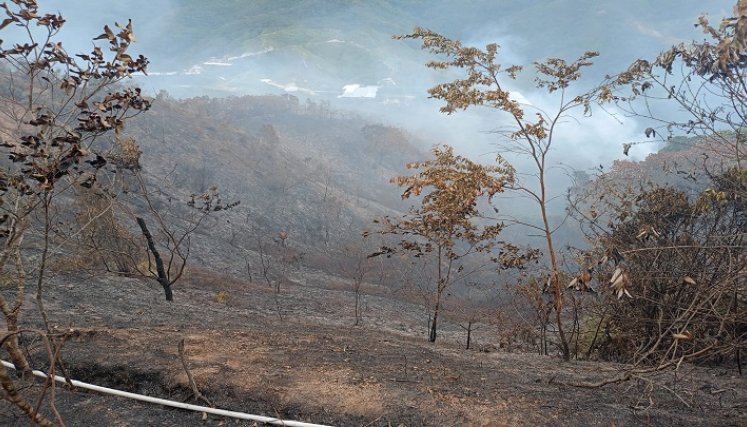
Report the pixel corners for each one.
[1,360,335,427]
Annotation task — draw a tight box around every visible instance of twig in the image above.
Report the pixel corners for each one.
[0,330,59,427]
[632,373,692,408]
[177,338,212,407]
[631,396,654,412]
[363,415,383,427]
[47,333,69,425]
[30,330,67,427]
[272,404,288,427]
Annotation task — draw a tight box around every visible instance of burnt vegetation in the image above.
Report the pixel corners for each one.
[0,0,745,426]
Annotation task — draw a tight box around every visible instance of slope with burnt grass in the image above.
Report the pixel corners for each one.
[2,269,744,427]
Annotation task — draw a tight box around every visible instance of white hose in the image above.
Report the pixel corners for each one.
[2,360,335,427]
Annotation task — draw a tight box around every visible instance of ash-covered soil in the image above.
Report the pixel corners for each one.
[2,271,745,427]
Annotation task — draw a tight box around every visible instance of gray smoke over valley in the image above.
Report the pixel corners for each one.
[40,0,735,242]
[44,1,731,158]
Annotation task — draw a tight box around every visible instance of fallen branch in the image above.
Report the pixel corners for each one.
[549,371,632,388]
[550,364,697,410]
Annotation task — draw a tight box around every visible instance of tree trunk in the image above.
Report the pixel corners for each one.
[3,313,31,375]
[429,293,441,343]
[734,285,743,375]
[136,217,173,301]
[539,186,570,361]
[354,290,361,326]
[465,320,473,350]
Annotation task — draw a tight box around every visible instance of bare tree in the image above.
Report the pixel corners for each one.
[126,175,236,302]
[447,293,493,350]
[398,29,605,359]
[373,145,514,342]
[0,1,150,423]
[571,171,747,370]
[335,237,375,326]
[511,275,554,355]
[569,0,747,372]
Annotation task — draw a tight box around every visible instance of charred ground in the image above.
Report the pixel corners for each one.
[2,270,744,427]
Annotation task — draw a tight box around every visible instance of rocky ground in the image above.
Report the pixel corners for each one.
[1,270,745,426]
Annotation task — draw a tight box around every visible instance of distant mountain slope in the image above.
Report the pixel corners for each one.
[47,0,732,101]
[569,134,733,230]
[124,92,424,262]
